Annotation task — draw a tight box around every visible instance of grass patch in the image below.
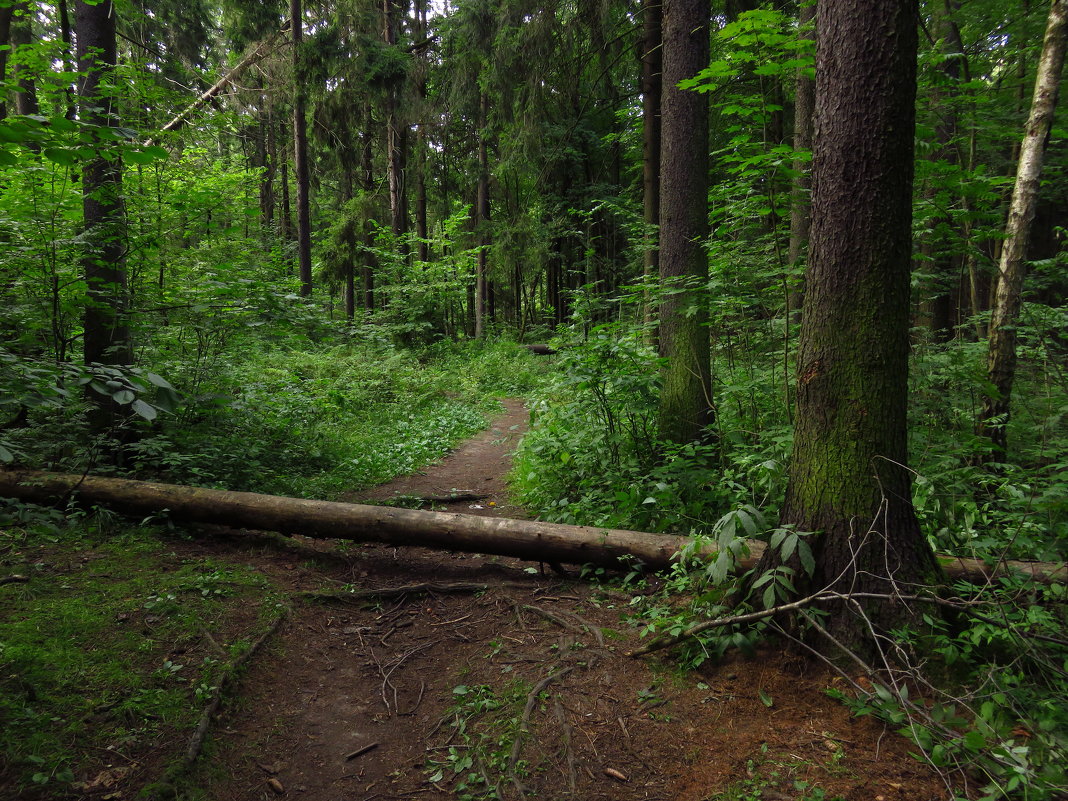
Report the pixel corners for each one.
[0,513,285,797]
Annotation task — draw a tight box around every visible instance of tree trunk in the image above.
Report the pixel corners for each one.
[641,0,662,347]
[0,5,14,119]
[657,0,712,444]
[76,0,131,369]
[263,101,277,232]
[11,1,39,116]
[383,0,408,249]
[362,103,377,310]
[917,0,967,342]
[786,0,814,321]
[0,471,1059,583]
[414,0,430,264]
[279,116,294,271]
[291,0,314,297]
[762,0,938,651]
[474,91,491,339]
[977,0,1068,458]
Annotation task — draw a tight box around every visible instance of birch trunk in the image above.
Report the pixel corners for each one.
[977,0,1068,458]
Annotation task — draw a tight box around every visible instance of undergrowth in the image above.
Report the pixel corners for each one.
[4,336,547,498]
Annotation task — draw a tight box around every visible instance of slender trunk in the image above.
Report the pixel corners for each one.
[917,0,966,342]
[383,0,408,247]
[12,1,39,116]
[786,0,814,321]
[362,103,376,310]
[474,92,491,339]
[291,0,313,297]
[978,0,1068,458]
[279,116,294,270]
[0,5,12,119]
[76,0,131,369]
[657,0,712,444]
[641,0,662,346]
[58,0,76,118]
[414,0,430,263]
[261,96,277,235]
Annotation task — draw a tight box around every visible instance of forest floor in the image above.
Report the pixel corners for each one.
[173,398,954,801]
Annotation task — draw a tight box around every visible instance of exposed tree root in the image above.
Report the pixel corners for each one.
[302,581,491,604]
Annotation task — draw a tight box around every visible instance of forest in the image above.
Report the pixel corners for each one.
[0,0,1066,798]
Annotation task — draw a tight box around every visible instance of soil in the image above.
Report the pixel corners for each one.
[169,400,956,801]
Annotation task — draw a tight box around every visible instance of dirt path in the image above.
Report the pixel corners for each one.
[195,401,952,801]
[349,397,530,519]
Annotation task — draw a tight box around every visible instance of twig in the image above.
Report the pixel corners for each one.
[627,588,837,656]
[182,609,289,768]
[0,574,28,585]
[345,742,379,761]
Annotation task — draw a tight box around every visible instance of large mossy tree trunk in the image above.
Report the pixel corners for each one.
[657,0,712,445]
[760,0,938,650]
[76,0,131,371]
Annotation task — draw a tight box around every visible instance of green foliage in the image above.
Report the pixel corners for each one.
[426,681,533,800]
[831,578,1068,800]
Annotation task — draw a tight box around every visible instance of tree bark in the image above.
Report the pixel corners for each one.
[475,91,491,339]
[0,5,14,119]
[76,0,131,369]
[11,1,39,117]
[362,102,377,310]
[977,0,1068,458]
[641,0,662,347]
[414,0,430,264]
[657,0,712,444]
[761,0,938,649]
[383,0,408,249]
[0,470,1060,583]
[291,0,314,297]
[786,0,814,321]
[279,116,294,270]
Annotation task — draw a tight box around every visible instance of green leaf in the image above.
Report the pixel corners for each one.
[758,689,774,707]
[145,372,174,389]
[0,443,13,462]
[752,62,782,76]
[797,541,815,577]
[124,149,158,164]
[43,148,78,166]
[132,399,158,421]
[112,389,136,405]
[0,148,17,166]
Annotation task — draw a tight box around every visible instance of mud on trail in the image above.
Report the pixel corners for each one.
[187,399,950,801]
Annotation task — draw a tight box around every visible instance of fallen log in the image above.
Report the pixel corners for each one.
[0,470,1063,583]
